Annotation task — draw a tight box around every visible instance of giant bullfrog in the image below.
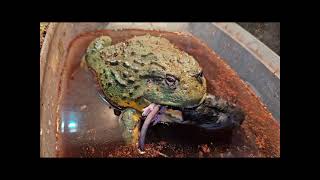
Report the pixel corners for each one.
[84,34,244,153]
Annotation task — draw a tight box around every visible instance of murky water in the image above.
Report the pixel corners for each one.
[56,29,280,157]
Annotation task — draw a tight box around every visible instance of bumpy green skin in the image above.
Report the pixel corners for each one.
[85,34,207,111]
[85,35,245,147]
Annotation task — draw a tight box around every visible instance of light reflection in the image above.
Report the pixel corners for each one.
[61,121,65,133]
[68,120,77,133]
[68,121,77,128]
[61,111,80,133]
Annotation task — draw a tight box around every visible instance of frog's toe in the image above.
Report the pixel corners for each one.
[118,108,141,145]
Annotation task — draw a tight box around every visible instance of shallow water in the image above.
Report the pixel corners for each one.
[56,29,280,157]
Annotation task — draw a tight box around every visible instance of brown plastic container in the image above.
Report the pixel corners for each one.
[40,23,280,158]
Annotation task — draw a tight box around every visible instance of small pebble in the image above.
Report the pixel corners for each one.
[80,105,87,111]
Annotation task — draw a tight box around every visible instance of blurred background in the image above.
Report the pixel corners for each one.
[237,23,280,55]
[40,22,280,55]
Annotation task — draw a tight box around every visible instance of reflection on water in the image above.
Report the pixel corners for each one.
[61,111,80,133]
[57,61,124,157]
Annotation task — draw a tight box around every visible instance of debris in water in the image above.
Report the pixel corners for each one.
[157,151,168,158]
[80,105,87,111]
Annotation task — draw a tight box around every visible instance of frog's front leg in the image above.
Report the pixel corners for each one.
[118,108,142,146]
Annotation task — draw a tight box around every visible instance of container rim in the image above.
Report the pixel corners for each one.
[213,23,280,79]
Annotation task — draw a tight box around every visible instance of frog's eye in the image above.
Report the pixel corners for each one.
[165,74,178,89]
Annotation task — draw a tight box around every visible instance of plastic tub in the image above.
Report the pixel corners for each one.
[40,23,280,157]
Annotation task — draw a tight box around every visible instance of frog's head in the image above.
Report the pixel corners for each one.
[140,53,207,110]
[85,34,207,110]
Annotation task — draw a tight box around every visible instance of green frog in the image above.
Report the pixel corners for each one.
[84,34,244,153]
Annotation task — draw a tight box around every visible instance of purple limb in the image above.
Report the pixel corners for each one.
[138,104,160,152]
[152,114,161,126]
[152,106,167,126]
[142,104,156,117]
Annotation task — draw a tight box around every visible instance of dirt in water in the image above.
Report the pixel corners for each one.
[56,29,280,158]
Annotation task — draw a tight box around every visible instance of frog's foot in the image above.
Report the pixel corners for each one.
[118,108,141,146]
[138,104,166,153]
